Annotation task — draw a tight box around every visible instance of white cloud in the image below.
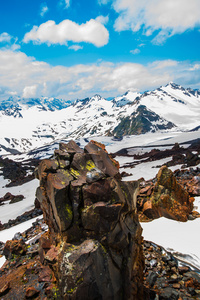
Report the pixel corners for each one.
[40,3,49,17]
[68,45,83,51]
[60,0,70,9]
[113,0,200,43]
[59,0,70,9]
[9,42,21,51]
[189,64,200,71]
[95,15,109,25]
[98,0,110,5]
[0,33,21,51]
[130,49,140,55]
[23,19,109,47]
[22,85,37,98]
[150,60,178,70]
[0,49,199,100]
[65,0,70,8]
[0,32,12,43]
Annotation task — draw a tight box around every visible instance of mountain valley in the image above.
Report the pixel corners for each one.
[0,82,200,156]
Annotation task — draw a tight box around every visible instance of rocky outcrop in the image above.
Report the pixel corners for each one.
[116,142,200,171]
[113,105,175,138]
[138,165,194,222]
[0,192,24,205]
[35,140,144,299]
[0,156,38,187]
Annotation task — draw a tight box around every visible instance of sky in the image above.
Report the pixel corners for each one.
[0,0,200,100]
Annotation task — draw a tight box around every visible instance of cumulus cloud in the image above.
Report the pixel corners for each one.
[23,18,109,47]
[40,3,48,17]
[68,44,83,51]
[0,49,199,100]
[0,32,12,43]
[113,0,200,43]
[23,85,38,98]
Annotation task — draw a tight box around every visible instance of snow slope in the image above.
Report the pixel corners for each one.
[139,83,200,130]
[142,197,200,270]
[0,83,200,156]
[0,179,39,224]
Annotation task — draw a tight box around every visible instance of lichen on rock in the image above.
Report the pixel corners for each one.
[138,165,194,222]
[36,140,144,299]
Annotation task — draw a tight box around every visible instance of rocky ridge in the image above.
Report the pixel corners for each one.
[1,82,200,156]
[0,141,200,299]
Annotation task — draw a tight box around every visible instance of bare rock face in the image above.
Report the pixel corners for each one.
[36,140,144,300]
[138,165,194,222]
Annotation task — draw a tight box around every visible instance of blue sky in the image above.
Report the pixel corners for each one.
[0,0,200,100]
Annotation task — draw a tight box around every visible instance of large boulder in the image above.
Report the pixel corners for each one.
[138,165,194,222]
[36,140,144,299]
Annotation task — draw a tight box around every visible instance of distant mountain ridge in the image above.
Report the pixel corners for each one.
[0,96,72,115]
[0,82,200,155]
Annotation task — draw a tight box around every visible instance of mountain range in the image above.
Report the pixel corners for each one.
[0,82,200,156]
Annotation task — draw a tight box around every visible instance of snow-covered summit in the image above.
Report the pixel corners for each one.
[0,83,199,155]
[112,90,141,107]
[0,96,71,116]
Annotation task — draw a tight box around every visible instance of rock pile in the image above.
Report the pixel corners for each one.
[34,140,144,299]
[138,165,194,222]
[1,216,200,299]
[174,167,200,197]
[143,241,200,299]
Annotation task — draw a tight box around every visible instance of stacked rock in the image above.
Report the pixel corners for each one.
[35,140,144,300]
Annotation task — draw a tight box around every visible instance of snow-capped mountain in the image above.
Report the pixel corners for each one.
[0,96,71,115]
[137,82,200,129]
[0,82,200,156]
[112,90,141,107]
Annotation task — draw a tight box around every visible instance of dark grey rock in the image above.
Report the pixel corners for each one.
[147,271,158,287]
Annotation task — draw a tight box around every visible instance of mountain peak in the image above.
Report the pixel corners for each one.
[92,94,103,101]
[165,82,180,88]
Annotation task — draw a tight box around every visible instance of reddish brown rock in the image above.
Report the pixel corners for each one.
[82,178,112,206]
[140,165,194,222]
[3,239,27,259]
[140,185,152,194]
[25,287,40,298]
[36,140,144,299]
[46,169,73,232]
[84,140,119,177]
[39,236,51,250]
[59,140,84,154]
[0,282,10,296]
[38,266,55,283]
[82,202,122,234]
[37,159,59,182]
[44,246,59,263]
